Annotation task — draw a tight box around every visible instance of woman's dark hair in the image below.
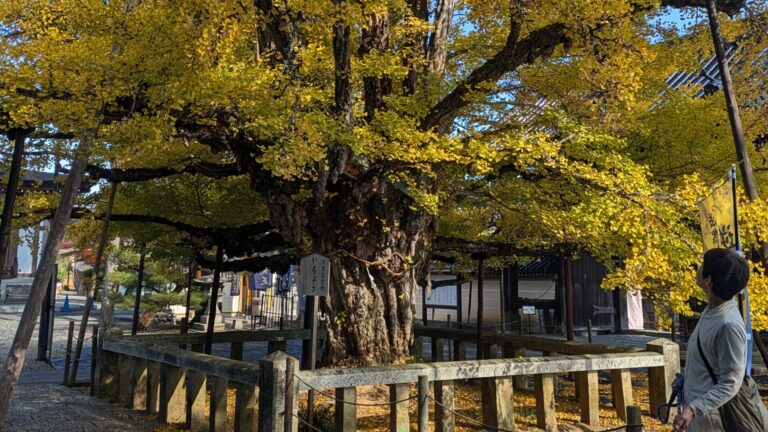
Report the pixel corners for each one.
[702,248,750,300]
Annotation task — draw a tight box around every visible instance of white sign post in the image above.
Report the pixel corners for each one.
[299,253,330,428]
[299,253,330,296]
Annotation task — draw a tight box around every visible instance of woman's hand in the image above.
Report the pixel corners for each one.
[673,405,695,431]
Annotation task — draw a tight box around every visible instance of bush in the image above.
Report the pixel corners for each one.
[111,291,206,313]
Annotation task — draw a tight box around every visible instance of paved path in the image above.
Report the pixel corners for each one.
[5,382,159,432]
[0,306,160,431]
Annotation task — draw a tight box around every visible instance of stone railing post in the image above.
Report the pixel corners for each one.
[611,369,634,422]
[130,357,148,410]
[117,354,132,407]
[335,387,357,431]
[186,371,206,430]
[97,349,119,402]
[146,361,161,414]
[159,363,186,424]
[258,351,298,432]
[647,338,680,414]
[234,382,257,432]
[389,383,410,432]
[534,374,557,432]
[576,370,599,427]
[209,376,229,431]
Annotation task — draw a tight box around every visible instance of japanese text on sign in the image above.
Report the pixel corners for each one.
[299,253,330,296]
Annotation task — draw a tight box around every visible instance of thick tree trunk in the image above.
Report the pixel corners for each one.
[0,143,90,424]
[268,174,435,366]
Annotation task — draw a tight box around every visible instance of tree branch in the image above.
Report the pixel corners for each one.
[85,162,242,182]
[421,0,744,133]
[194,250,295,274]
[435,236,568,256]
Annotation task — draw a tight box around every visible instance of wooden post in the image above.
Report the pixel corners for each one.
[414,336,424,359]
[626,405,643,432]
[268,338,286,354]
[535,374,557,432]
[418,375,429,432]
[209,376,228,431]
[185,371,206,430]
[71,183,117,384]
[0,130,26,289]
[335,387,357,431]
[389,383,410,432]
[0,142,90,424]
[204,244,224,354]
[146,361,161,414]
[159,364,185,424]
[647,338,679,416]
[117,354,132,407]
[431,337,445,362]
[435,380,455,432]
[611,369,634,422]
[475,256,485,358]
[705,0,768,372]
[577,371,599,427]
[183,259,194,335]
[231,341,244,361]
[235,383,257,432]
[130,357,148,410]
[131,249,146,336]
[90,325,98,396]
[564,257,575,342]
[453,340,466,361]
[63,321,75,386]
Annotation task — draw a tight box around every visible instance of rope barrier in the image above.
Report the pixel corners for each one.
[293,374,419,407]
[292,413,324,432]
[426,394,517,432]
[599,424,644,432]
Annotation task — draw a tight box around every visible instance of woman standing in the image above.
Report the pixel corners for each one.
[674,248,765,431]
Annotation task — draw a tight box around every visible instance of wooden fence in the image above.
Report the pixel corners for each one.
[96,327,679,432]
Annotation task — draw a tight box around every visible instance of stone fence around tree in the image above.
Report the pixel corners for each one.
[95,327,679,432]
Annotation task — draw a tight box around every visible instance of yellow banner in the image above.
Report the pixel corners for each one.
[698,177,737,251]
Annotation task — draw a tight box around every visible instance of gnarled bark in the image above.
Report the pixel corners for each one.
[268,174,435,366]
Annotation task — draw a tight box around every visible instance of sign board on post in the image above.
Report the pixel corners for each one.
[522,305,536,315]
[298,252,330,429]
[299,253,330,297]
